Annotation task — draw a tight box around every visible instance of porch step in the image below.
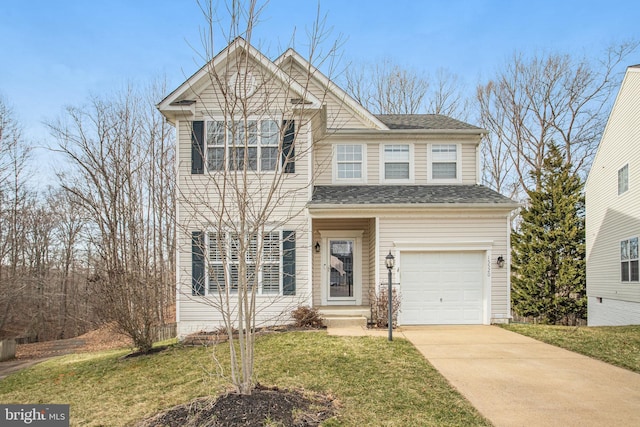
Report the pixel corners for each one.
[322,316,368,328]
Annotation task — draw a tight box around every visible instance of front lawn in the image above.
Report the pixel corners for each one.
[501,324,640,373]
[0,331,490,426]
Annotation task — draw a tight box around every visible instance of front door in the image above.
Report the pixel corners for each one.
[319,231,362,305]
[329,239,355,299]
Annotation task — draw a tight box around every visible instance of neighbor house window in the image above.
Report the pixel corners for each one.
[618,164,629,195]
[208,231,282,294]
[382,144,412,181]
[430,144,460,181]
[620,237,639,282]
[335,144,365,181]
[206,119,279,172]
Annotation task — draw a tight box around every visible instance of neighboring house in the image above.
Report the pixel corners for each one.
[586,65,640,326]
[158,38,518,338]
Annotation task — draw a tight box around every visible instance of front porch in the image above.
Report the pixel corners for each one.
[310,217,381,328]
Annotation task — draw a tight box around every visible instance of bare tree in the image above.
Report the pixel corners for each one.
[168,0,341,394]
[48,83,175,353]
[343,60,470,119]
[0,97,32,336]
[478,42,638,199]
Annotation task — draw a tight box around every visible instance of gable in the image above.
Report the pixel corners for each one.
[274,50,388,131]
[158,38,323,123]
[587,66,640,191]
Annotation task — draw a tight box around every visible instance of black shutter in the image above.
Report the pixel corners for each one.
[191,121,204,174]
[192,231,205,296]
[282,120,295,173]
[282,231,296,295]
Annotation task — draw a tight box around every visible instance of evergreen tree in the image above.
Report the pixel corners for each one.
[511,144,586,325]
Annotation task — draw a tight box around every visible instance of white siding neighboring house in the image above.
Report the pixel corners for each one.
[586,65,640,326]
[158,39,519,338]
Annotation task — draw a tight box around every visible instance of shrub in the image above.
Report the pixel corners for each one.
[291,306,325,328]
[369,286,401,328]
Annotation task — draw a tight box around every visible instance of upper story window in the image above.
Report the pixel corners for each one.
[335,144,365,182]
[381,144,413,182]
[429,144,460,182]
[618,164,629,195]
[206,119,279,172]
[621,237,639,282]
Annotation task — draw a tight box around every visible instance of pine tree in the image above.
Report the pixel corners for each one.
[511,144,586,325]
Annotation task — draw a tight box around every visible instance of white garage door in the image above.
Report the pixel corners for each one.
[400,251,484,325]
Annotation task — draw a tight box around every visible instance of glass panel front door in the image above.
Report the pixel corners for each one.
[329,239,354,298]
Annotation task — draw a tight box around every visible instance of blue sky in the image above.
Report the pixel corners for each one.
[1,0,639,180]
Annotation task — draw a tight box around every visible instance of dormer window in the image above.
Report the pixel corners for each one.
[429,144,461,182]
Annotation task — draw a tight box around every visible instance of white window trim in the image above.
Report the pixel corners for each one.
[206,230,284,296]
[379,143,414,184]
[204,116,281,173]
[427,143,462,183]
[333,143,367,184]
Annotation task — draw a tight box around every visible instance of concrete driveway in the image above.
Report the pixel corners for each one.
[401,325,640,427]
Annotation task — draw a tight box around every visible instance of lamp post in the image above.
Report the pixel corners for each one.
[385,251,395,341]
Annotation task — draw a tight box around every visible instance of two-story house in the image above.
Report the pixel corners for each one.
[586,65,640,326]
[158,38,518,338]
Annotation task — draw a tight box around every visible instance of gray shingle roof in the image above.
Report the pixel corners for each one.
[375,114,483,131]
[309,185,517,206]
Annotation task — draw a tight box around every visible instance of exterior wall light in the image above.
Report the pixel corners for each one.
[315,241,321,253]
[497,255,505,268]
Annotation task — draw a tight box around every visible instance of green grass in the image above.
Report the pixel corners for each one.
[0,332,490,426]
[501,324,640,373]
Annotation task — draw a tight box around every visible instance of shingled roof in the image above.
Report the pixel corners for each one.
[375,114,484,131]
[309,185,517,207]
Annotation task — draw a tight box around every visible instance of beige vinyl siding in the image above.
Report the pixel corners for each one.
[586,68,640,317]
[377,213,510,320]
[282,59,374,130]
[461,143,478,183]
[311,218,373,307]
[313,139,478,186]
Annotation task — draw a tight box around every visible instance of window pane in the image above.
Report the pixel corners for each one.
[263,232,280,263]
[338,145,362,162]
[208,232,225,262]
[631,238,638,259]
[338,163,362,179]
[631,260,639,281]
[262,265,280,294]
[230,265,239,291]
[230,147,257,170]
[261,147,278,171]
[208,265,225,292]
[207,147,224,171]
[621,240,629,260]
[618,164,629,195]
[385,145,409,161]
[622,261,630,282]
[385,163,409,179]
[234,121,257,146]
[206,121,225,146]
[432,162,457,179]
[432,144,457,160]
[261,120,279,146]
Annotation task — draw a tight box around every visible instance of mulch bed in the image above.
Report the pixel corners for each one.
[135,384,337,427]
